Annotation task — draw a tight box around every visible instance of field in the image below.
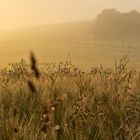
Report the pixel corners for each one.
[0,53,140,140]
[0,40,140,70]
[1,21,140,70]
[1,1,140,139]
[1,22,140,140]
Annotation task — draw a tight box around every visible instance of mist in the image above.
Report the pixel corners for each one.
[0,0,140,30]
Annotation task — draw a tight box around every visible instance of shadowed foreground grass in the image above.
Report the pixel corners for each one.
[0,55,140,140]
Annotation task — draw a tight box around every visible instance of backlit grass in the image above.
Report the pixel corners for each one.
[0,54,140,140]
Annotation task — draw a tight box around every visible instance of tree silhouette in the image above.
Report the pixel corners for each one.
[94,9,140,40]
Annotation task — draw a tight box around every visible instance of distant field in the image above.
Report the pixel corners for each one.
[0,21,140,70]
[0,40,140,70]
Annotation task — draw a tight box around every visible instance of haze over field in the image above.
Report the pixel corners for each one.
[0,1,140,70]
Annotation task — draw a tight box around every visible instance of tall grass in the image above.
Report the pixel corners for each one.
[0,54,140,140]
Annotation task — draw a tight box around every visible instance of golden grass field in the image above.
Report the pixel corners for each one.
[0,53,140,140]
[1,2,140,139]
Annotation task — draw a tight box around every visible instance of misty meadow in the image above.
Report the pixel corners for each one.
[1,1,140,139]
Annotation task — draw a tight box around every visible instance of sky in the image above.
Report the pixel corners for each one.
[0,0,140,29]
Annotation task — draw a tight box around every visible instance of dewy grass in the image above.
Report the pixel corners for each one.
[0,53,139,140]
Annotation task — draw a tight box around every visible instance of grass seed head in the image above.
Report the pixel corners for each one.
[30,51,40,79]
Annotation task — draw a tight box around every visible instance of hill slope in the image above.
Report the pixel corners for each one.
[0,21,94,42]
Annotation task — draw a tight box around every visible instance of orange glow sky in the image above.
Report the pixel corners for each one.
[0,0,139,29]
